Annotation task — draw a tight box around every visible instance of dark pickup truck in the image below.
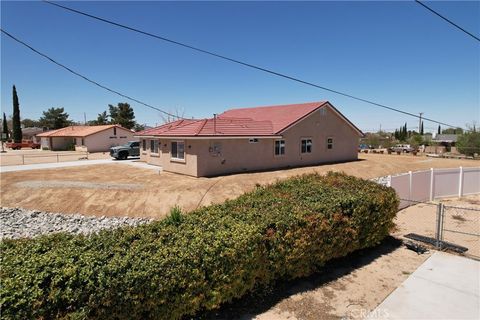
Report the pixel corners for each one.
[109,141,140,160]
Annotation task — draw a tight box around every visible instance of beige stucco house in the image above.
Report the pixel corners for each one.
[136,101,363,177]
[37,124,135,152]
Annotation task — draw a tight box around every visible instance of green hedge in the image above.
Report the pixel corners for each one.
[0,172,398,319]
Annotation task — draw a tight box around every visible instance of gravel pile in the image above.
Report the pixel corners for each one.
[0,207,153,240]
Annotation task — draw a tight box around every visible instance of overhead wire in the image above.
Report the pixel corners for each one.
[42,0,461,128]
[0,29,186,120]
[415,0,480,42]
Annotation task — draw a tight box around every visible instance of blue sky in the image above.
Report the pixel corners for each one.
[1,1,479,132]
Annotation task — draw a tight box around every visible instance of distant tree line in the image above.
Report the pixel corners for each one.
[1,86,146,140]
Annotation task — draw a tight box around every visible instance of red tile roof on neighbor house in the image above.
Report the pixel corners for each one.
[36,124,130,137]
[137,101,362,137]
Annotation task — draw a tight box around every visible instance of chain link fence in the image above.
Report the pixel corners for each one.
[441,204,480,258]
[401,200,480,260]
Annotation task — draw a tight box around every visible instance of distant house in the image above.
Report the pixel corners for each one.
[37,124,135,152]
[135,101,363,177]
[19,127,45,143]
[432,134,459,153]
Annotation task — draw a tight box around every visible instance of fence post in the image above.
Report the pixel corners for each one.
[408,171,413,201]
[429,168,434,201]
[458,167,463,197]
[435,202,444,249]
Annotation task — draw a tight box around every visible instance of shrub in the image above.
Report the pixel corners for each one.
[165,205,183,226]
[0,172,398,319]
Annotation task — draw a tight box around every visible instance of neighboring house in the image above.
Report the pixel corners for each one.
[37,125,135,152]
[22,127,45,143]
[432,134,459,154]
[135,101,363,177]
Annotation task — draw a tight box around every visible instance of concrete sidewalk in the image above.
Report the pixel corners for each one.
[368,252,479,319]
[0,159,162,173]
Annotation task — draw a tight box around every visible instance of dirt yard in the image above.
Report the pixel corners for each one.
[1,153,478,218]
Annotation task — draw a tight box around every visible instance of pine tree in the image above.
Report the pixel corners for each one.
[12,85,22,143]
[2,112,8,141]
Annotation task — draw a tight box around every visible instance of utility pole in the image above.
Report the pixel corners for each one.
[419,112,423,133]
[84,112,87,125]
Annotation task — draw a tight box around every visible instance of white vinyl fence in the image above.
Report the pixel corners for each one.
[386,167,480,209]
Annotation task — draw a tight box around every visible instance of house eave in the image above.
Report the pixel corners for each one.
[134,135,283,140]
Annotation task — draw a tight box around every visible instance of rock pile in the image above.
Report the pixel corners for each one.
[0,207,152,240]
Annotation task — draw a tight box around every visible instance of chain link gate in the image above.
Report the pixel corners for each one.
[436,203,480,259]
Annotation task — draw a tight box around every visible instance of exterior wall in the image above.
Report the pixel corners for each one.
[140,105,360,177]
[140,139,198,176]
[40,137,50,149]
[83,127,135,153]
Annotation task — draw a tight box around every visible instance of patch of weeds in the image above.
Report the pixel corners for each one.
[165,205,183,226]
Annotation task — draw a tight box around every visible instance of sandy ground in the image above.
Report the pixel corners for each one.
[202,237,431,320]
[1,153,478,219]
[0,150,111,166]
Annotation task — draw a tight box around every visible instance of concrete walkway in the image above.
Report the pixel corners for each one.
[0,159,162,173]
[368,252,479,319]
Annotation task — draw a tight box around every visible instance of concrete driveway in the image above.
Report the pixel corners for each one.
[368,252,479,319]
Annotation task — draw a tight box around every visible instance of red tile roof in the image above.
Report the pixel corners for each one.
[37,125,130,137]
[220,101,327,133]
[136,101,362,137]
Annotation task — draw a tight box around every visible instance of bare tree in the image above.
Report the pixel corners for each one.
[160,107,185,124]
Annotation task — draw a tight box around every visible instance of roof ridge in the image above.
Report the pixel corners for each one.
[224,101,327,113]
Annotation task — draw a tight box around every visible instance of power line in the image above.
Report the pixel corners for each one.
[43,0,460,128]
[0,29,186,120]
[415,0,480,42]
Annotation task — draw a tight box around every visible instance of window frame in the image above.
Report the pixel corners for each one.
[300,138,313,154]
[327,137,334,150]
[274,139,286,156]
[171,140,185,162]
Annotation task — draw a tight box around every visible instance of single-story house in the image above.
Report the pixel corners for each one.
[432,134,459,153]
[37,124,135,152]
[135,101,363,177]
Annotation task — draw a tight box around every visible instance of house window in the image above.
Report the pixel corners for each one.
[301,139,312,153]
[171,141,185,160]
[113,127,117,135]
[327,137,334,149]
[142,139,146,151]
[152,140,159,154]
[274,140,285,156]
